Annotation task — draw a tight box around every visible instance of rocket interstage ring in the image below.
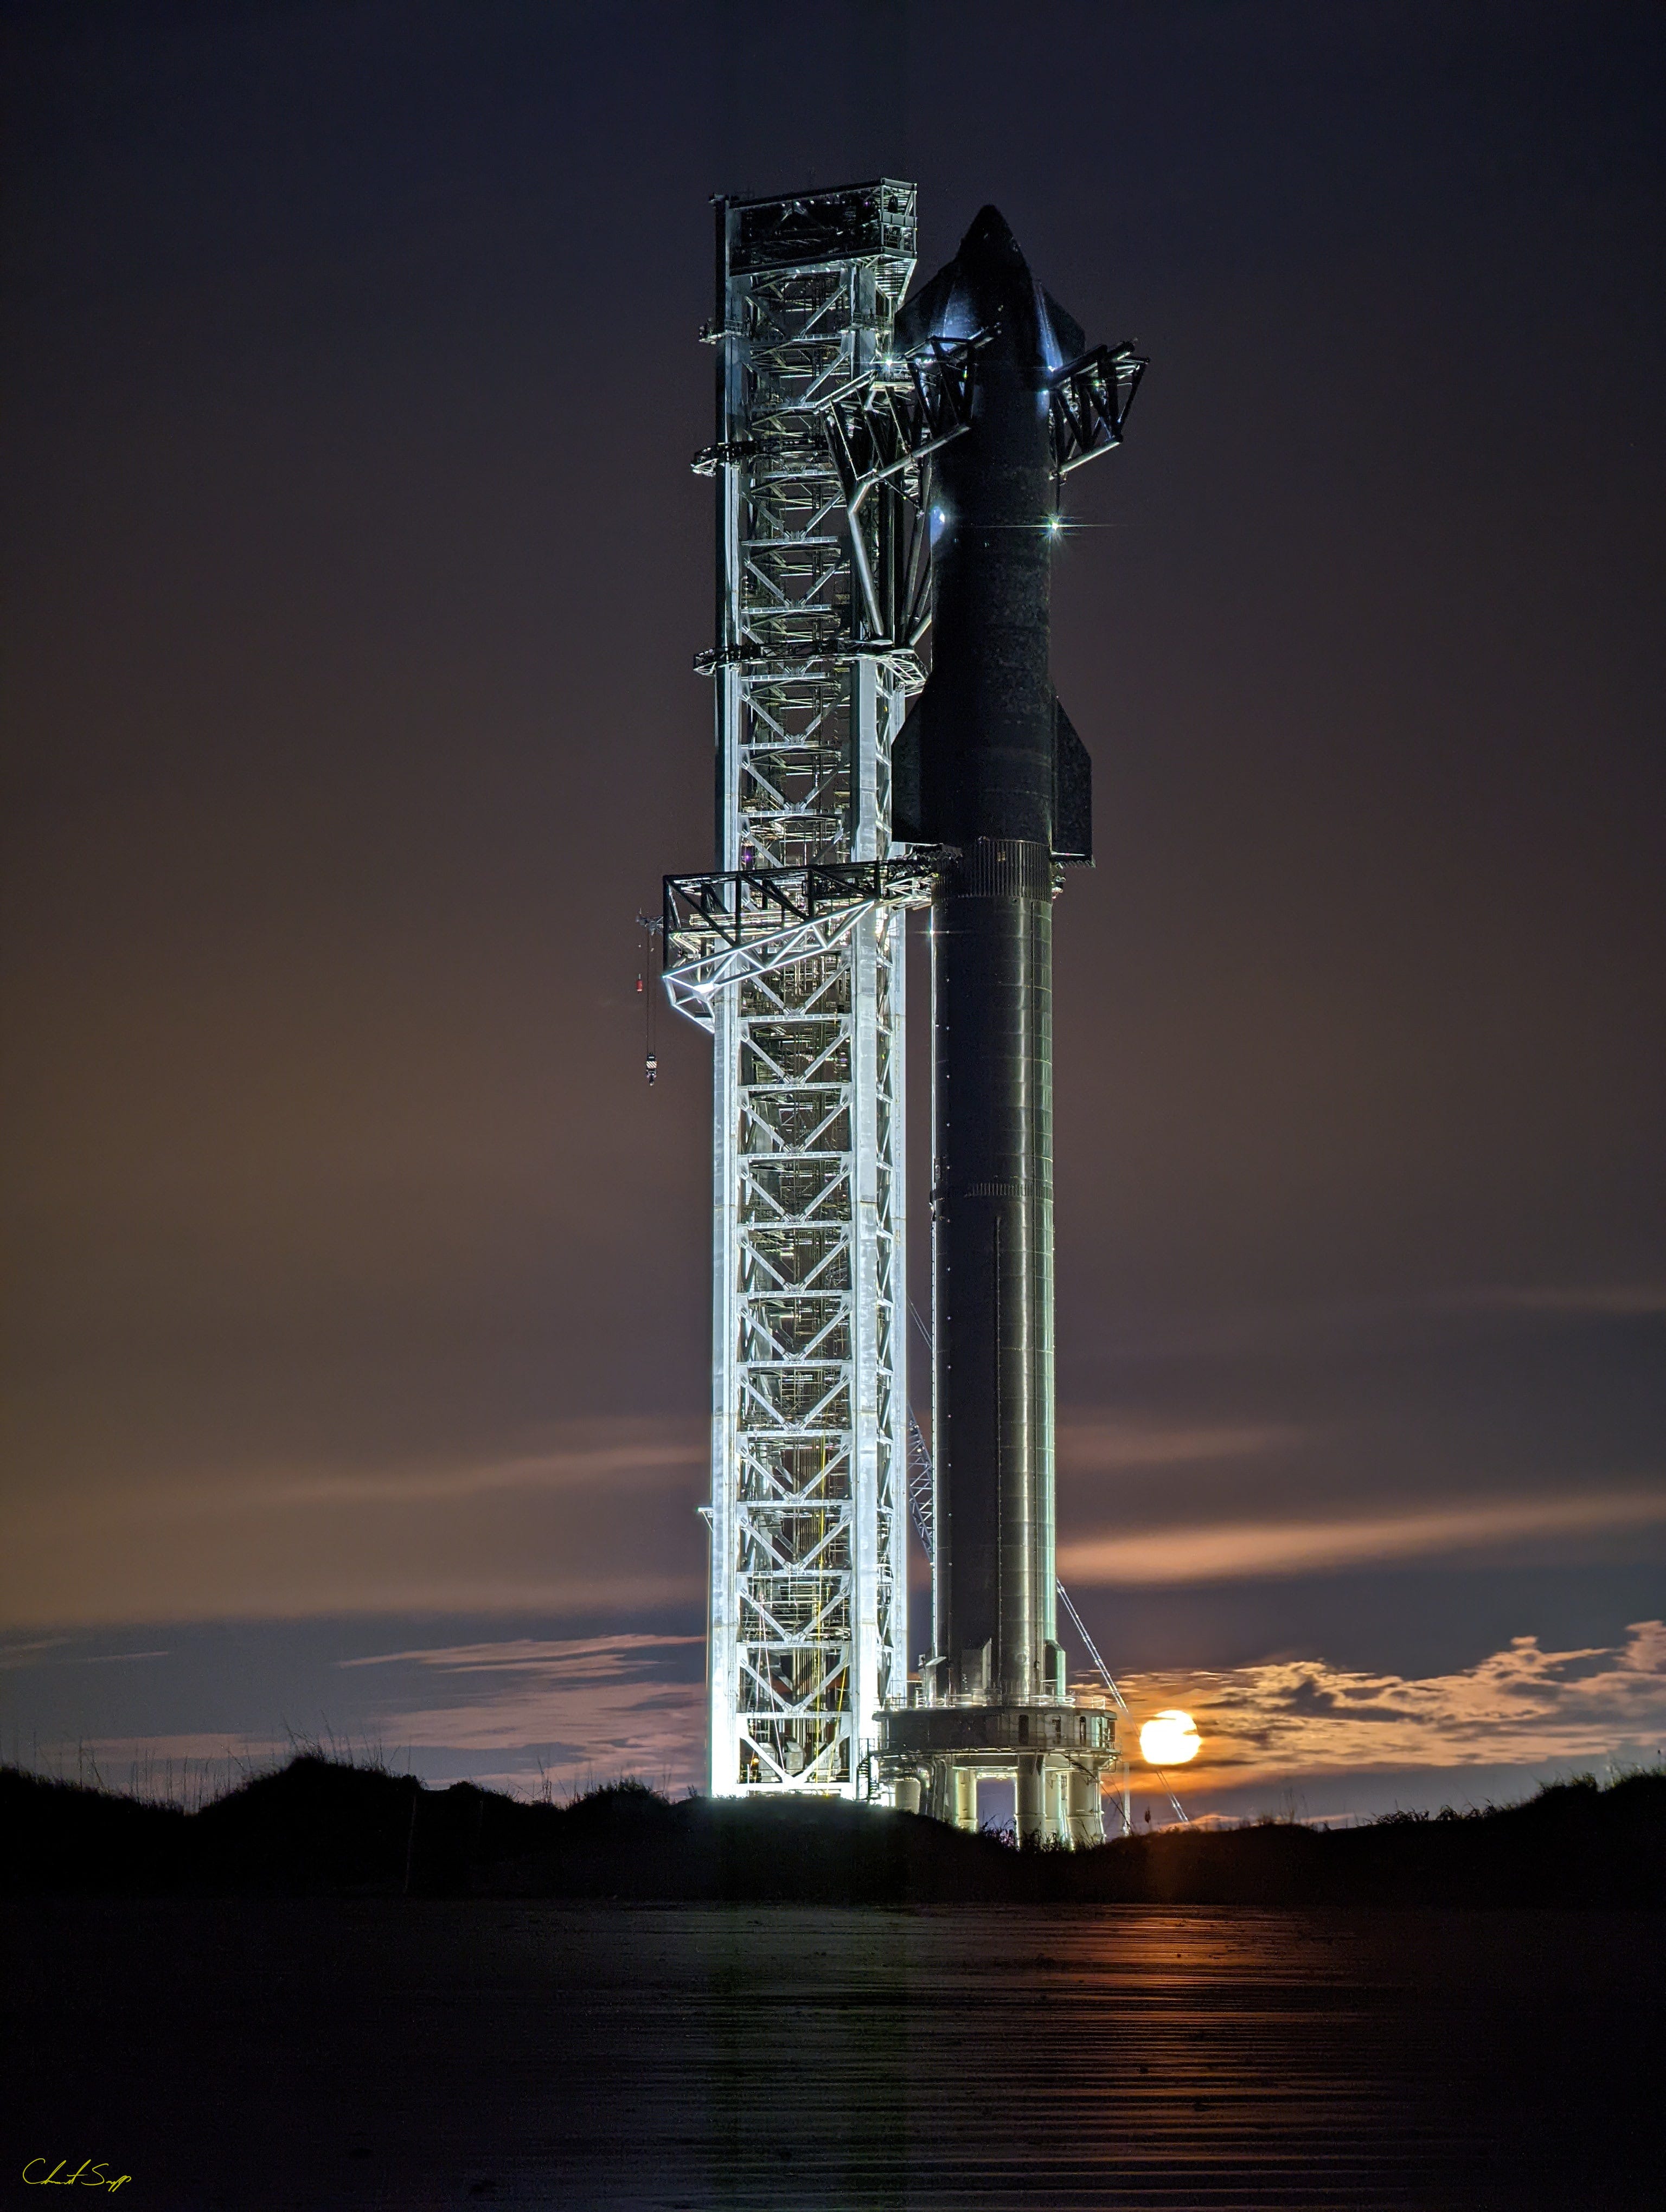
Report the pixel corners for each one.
[877,1703,1117,1761]
[940,834,1056,902]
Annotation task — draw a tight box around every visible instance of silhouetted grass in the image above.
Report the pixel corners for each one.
[2,1756,1661,1905]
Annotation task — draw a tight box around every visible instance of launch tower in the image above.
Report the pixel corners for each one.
[668,183,920,1796]
[667,184,1143,1830]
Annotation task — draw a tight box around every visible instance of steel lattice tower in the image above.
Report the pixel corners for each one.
[680,183,919,1796]
[665,183,1145,1818]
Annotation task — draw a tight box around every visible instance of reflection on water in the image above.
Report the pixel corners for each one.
[7,1900,1658,2209]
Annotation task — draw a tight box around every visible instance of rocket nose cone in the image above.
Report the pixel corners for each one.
[895,203,1057,361]
[959,204,1029,278]
[953,205,1043,357]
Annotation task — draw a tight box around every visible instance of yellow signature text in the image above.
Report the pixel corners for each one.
[21,2162,131,2191]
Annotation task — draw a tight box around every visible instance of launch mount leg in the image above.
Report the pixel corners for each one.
[952,1766,978,1831]
[1015,1754,1045,1847]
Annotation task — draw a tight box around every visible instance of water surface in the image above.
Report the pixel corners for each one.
[4,1900,1654,2208]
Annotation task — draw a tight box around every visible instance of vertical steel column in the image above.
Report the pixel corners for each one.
[702,184,917,1797]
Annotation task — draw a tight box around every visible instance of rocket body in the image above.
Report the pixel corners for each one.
[931,815,1058,1707]
[891,209,1086,1712]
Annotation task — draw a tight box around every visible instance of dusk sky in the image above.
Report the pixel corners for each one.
[3,0,1662,1822]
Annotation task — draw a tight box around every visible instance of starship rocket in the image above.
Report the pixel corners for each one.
[880,207,1118,1838]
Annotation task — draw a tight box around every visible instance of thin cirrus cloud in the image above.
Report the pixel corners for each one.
[76,1733,292,1770]
[338,1634,705,1676]
[1439,1283,1666,1317]
[1057,1417,1303,1472]
[0,1639,75,1669]
[0,1419,708,1630]
[61,1637,709,1802]
[46,1430,707,1519]
[1122,1620,1666,1786]
[1058,1490,1666,1586]
[339,1633,706,1791]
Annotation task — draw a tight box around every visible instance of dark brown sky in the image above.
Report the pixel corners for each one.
[2,0,1662,1816]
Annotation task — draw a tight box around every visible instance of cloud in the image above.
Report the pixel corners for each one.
[1118,1621,1666,1786]
[49,1638,709,1797]
[0,1639,73,1669]
[0,1418,707,1629]
[79,1733,292,1764]
[1058,1416,1302,1472]
[1440,1283,1666,1317]
[1074,1281,1666,1369]
[339,1633,703,1673]
[338,1632,704,1790]
[131,1442,706,1516]
[31,1734,294,1803]
[1058,1488,1666,1585]
[0,1638,174,1670]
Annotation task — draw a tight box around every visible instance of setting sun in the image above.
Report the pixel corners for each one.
[1138,1709,1202,1766]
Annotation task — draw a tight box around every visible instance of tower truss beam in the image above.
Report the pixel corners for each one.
[662,858,940,1026]
[683,181,919,1798]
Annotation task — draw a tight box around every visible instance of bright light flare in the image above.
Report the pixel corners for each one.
[1138,1708,1201,1765]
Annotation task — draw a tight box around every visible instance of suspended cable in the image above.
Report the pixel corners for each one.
[1057,1580,1188,1826]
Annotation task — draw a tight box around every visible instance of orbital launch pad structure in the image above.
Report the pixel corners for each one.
[664,182,1143,1840]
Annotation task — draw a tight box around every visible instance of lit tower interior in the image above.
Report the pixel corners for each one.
[668,182,920,1796]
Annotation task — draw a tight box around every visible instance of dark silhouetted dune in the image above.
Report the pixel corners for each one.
[4,1757,1662,1906]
